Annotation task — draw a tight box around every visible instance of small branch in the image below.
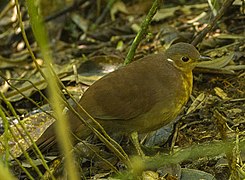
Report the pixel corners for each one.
[94,0,117,25]
[191,0,235,46]
[124,0,161,65]
[214,110,239,180]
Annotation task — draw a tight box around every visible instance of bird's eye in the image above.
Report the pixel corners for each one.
[181,56,190,62]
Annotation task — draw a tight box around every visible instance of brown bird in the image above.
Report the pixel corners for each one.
[68,43,203,137]
[38,42,205,147]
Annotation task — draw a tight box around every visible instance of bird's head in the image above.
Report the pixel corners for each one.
[165,43,208,71]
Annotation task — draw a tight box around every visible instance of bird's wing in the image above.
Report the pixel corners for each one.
[79,54,177,121]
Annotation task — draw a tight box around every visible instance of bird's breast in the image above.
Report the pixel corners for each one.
[132,70,193,133]
[181,71,193,102]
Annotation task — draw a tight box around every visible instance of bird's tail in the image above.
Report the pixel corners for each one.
[36,110,92,152]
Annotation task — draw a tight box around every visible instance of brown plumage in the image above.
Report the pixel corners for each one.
[38,43,202,147]
[69,43,201,137]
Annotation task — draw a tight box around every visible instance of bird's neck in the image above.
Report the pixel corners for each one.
[181,71,193,99]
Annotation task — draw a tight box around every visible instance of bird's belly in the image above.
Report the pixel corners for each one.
[130,101,183,133]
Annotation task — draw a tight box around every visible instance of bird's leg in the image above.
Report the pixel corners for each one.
[131,131,145,157]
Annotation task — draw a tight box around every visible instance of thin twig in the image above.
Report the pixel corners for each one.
[191,0,235,46]
[124,0,161,65]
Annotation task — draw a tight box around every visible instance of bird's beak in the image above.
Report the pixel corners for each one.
[199,55,211,61]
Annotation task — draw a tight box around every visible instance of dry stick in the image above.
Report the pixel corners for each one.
[2,72,67,99]
[44,0,87,22]
[0,93,48,178]
[0,0,15,19]
[191,0,235,46]
[23,0,78,179]
[37,0,130,165]
[124,0,161,65]
[38,94,126,173]
[14,0,128,175]
[0,120,42,178]
[44,82,130,166]
[0,104,10,165]
[13,1,55,179]
[94,0,117,25]
[29,48,130,164]
[0,76,57,160]
[0,74,52,117]
[60,94,131,166]
[0,144,35,180]
[74,141,120,174]
[35,66,131,166]
[24,0,130,169]
[7,0,86,44]
[214,110,239,180]
[138,140,236,171]
[191,0,238,177]
[15,0,81,179]
[0,147,35,180]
